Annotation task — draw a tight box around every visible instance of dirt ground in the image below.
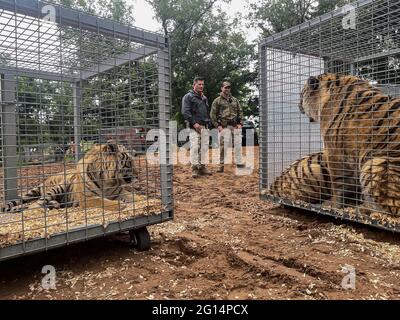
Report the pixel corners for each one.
[1,147,400,300]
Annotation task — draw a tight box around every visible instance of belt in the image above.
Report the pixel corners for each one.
[192,122,210,129]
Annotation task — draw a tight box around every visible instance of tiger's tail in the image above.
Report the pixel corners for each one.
[1,187,42,213]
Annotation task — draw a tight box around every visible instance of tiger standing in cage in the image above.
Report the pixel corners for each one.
[299,73,400,216]
[1,141,138,213]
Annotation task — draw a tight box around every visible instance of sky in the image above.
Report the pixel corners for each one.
[131,0,260,42]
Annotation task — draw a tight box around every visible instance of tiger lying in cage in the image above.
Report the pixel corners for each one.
[268,152,332,204]
[1,141,138,213]
[299,72,400,215]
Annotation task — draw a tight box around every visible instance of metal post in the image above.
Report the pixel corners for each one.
[157,41,173,214]
[350,63,355,75]
[0,73,18,201]
[259,44,268,191]
[72,81,82,160]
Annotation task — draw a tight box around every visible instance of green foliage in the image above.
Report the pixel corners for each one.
[0,53,10,67]
[56,0,135,25]
[248,0,400,84]
[81,59,159,134]
[147,0,257,127]
[14,0,139,149]
[17,78,74,146]
[247,0,352,37]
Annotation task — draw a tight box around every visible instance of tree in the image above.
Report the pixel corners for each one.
[248,0,352,37]
[16,78,74,146]
[57,0,135,25]
[248,0,400,84]
[147,0,257,126]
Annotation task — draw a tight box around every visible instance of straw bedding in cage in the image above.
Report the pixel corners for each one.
[0,194,162,248]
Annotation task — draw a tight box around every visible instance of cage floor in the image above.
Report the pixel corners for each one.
[261,190,400,233]
[0,194,162,248]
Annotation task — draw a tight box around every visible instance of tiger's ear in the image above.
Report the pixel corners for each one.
[308,76,320,91]
[106,139,118,153]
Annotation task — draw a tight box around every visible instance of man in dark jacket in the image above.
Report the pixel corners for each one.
[182,76,212,178]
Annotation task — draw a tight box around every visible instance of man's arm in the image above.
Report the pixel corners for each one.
[182,94,194,126]
[236,99,244,126]
[210,99,218,128]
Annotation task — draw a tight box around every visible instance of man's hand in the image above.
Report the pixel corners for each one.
[218,126,223,133]
[193,123,202,133]
[236,124,243,130]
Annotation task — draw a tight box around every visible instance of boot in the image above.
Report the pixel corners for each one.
[192,165,201,178]
[199,165,212,176]
[217,165,224,173]
[236,162,246,168]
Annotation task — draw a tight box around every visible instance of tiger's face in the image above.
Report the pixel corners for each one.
[85,141,138,185]
[299,73,338,123]
[113,144,138,184]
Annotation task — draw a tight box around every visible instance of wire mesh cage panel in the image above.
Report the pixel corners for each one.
[259,0,400,231]
[0,0,173,260]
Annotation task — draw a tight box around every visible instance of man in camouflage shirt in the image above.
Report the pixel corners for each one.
[210,81,245,173]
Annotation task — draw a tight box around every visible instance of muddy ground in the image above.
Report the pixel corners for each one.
[1,147,400,300]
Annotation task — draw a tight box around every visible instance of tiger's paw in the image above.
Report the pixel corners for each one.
[47,200,61,210]
[0,203,22,213]
[0,204,9,213]
[37,199,61,210]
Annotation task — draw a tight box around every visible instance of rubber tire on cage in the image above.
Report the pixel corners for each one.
[130,227,151,251]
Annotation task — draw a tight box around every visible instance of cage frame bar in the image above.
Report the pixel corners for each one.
[72,81,81,160]
[258,42,268,192]
[0,72,18,201]
[78,46,158,82]
[0,67,76,82]
[157,40,173,215]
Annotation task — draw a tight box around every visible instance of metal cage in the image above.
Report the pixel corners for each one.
[259,0,400,231]
[0,0,173,260]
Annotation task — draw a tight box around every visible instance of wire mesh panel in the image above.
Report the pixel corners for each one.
[259,0,400,231]
[0,0,172,260]
[263,48,324,183]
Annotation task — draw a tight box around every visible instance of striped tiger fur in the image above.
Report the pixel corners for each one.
[1,141,137,213]
[269,152,332,204]
[299,72,400,215]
